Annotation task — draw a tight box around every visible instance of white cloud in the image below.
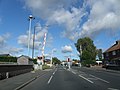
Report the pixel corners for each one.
[0,33,23,56]
[24,0,86,41]
[0,33,10,47]
[0,47,23,56]
[49,7,85,41]
[18,23,53,49]
[23,0,120,41]
[9,47,23,54]
[80,0,120,38]
[24,0,73,19]
[18,34,28,47]
[61,45,72,53]
[18,33,42,49]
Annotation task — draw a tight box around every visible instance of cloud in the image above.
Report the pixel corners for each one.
[18,33,42,49]
[49,7,85,41]
[0,33,23,56]
[61,45,72,53]
[0,33,10,47]
[18,23,53,49]
[79,0,120,38]
[0,47,23,55]
[24,0,73,19]
[23,0,120,41]
[8,47,23,54]
[23,0,86,41]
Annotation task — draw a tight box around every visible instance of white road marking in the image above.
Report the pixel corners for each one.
[55,68,57,72]
[53,68,57,75]
[48,68,58,84]
[71,71,76,74]
[108,88,119,90]
[90,74,110,83]
[79,75,94,84]
[53,72,55,75]
[47,75,53,84]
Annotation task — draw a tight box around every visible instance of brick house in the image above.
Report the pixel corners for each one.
[17,55,33,65]
[103,40,120,66]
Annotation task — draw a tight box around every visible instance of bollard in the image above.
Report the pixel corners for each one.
[6,72,9,79]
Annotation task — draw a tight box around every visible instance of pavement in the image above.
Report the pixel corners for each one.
[83,66,120,74]
[0,69,53,90]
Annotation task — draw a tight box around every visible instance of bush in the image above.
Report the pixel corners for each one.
[0,56,17,62]
[31,59,37,64]
[42,64,50,70]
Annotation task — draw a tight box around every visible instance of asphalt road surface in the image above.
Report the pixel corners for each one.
[16,66,120,90]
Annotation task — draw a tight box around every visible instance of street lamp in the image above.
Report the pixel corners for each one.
[28,15,35,57]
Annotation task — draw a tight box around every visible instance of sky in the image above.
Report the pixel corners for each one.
[0,0,120,60]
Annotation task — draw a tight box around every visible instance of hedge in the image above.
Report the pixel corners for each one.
[0,56,17,62]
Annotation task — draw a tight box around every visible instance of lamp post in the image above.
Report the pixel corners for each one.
[28,15,35,57]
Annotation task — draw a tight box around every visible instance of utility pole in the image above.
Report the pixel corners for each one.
[32,26,36,59]
[28,15,35,57]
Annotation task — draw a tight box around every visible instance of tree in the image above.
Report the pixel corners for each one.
[97,49,103,60]
[52,57,61,65]
[75,37,97,66]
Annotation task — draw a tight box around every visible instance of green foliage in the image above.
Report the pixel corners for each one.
[52,57,61,65]
[31,59,37,64]
[97,49,103,60]
[0,56,17,62]
[75,37,97,65]
[42,64,50,70]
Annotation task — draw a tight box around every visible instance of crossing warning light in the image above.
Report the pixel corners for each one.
[67,58,70,62]
[38,56,42,60]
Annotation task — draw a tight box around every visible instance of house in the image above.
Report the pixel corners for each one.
[17,55,33,65]
[103,40,120,66]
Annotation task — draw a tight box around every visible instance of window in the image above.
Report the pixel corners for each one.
[112,51,116,55]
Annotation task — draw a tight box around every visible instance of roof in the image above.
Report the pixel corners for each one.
[18,55,30,59]
[104,40,120,53]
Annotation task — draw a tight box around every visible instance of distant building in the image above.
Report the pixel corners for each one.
[17,55,33,65]
[103,40,120,65]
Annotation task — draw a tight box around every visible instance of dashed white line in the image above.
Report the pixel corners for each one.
[79,75,94,84]
[89,74,110,83]
[53,71,56,75]
[71,71,76,74]
[47,69,57,84]
[53,71,55,75]
[47,75,53,84]
[53,68,57,75]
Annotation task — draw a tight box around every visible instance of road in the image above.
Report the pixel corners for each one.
[15,66,120,90]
